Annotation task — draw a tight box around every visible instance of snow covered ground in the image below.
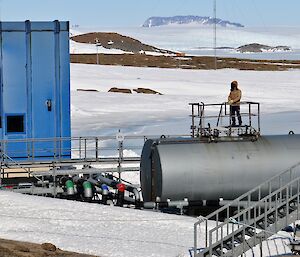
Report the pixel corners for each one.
[70,40,130,55]
[1,63,300,256]
[71,64,300,137]
[0,191,196,257]
[0,190,293,257]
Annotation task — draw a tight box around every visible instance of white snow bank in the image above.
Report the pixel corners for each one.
[0,191,293,256]
[70,40,130,55]
[71,64,300,137]
[0,191,196,257]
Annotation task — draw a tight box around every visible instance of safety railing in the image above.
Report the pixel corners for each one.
[189,102,260,139]
[194,161,300,257]
[0,134,189,162]
[0,134,189,182]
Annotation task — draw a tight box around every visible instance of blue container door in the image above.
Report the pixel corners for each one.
[0,28,2,142]
[31,31,57,158]
[1,31,28,158]
[59,29,71,158]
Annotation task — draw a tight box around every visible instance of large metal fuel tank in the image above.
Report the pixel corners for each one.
[140,134,300,202]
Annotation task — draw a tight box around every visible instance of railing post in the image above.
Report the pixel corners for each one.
[264,200,267,231]
[247,194,251,221]
[216,103,223,127]
[228,102,232,128]
[286,187,289,226]
[289,169,293,206]
[205,219,208,247]
[53,164,57,198]
[32,140,35,160]
[200,103,205,136]
[216,213,219,241]
[3,141,6,163]
[226,207,229,237]
[259,235,263,257]
[194,224,198,257]
[242,212,246,254]
[118,140,123,182]
[27,139,30,160]
[275,191,278,232]
[0,160,2,186]
[79,137,82,159]
[237,203,241,226]
[279,176,283,202]
[221,225,224,257]
[268,181,272,209]
[84,138,87,160]
[297,180,300,220]
[59,137,62,160]
[95,137,99,161]
[209,230,213,256]
[258,103,261,133]
[248,103,252,127]
[231,228,234,256]
[191,104,195,137]
[258,187,261,216]
[27,167,31,178]
[53,137,57,159]
[254,206,257,246]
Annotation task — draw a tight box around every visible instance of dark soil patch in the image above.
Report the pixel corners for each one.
[108,87,132,94]
[133,88,162,95]
[70,53,300,71]
[77,89,99,92]
[0,238,97,257]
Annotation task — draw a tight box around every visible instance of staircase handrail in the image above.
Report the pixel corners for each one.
[196,161,300,225]
[194,161,300,255]
[0,152,43,182]
[204,171,300,256]
[210,174,300,237]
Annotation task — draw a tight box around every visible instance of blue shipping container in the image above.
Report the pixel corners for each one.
[0,21,71,159]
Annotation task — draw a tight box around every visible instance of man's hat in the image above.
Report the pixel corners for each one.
[231,80,238,87]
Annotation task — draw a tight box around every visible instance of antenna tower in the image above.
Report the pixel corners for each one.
[213,0,217,69]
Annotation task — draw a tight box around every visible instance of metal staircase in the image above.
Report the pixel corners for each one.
[0,151,44,184]
[193,161,300,257]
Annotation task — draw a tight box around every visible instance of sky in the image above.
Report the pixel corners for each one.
[0,0,300,28]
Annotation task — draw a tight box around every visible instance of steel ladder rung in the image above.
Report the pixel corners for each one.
[234,235,244,244]
[245,227,256,237]
[212,248,223,257]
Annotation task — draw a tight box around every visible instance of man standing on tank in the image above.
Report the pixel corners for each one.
[228,80,242,126]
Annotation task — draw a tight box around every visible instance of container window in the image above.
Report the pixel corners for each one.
[7,115,24,133]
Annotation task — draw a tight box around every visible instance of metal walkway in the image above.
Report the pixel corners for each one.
[194,162,300,257]
[0,134,187,184]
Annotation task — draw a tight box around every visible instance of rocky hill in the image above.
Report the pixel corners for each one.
[237,43,291,53]
[142,15,244,28]
[71,32,174,54]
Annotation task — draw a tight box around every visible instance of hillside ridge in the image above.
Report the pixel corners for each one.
[142,15,244,28]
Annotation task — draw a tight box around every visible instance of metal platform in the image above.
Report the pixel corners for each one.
[189,101,260,141]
